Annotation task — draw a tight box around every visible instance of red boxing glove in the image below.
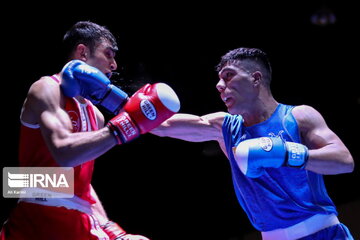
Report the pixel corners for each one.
[107,83,180,144]
[124,83,180,133]
[101,221,127,240]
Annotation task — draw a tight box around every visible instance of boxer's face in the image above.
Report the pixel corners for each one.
[85,39,117,78]
[216,63,257,114]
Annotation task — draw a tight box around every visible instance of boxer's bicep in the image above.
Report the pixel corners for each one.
[28,78,74,157]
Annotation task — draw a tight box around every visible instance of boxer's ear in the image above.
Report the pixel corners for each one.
[74,44,90,62]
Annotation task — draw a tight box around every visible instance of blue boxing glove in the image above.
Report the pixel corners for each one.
[234,137,309,178]
[60,60,129,115]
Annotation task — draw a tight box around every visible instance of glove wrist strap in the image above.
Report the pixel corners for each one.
[107,112,140,145]
[286,142,309,169]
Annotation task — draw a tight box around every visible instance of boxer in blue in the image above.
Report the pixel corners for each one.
[152,47,355,239]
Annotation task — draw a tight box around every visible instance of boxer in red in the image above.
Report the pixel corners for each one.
[0,21,180,240]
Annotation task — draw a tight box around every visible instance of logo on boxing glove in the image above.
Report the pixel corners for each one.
[77,64,99,75]
[140,100,157,120]
[112,115,138,139]
[259,137,273,152]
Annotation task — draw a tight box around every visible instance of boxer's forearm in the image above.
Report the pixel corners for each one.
[151,112,226,142]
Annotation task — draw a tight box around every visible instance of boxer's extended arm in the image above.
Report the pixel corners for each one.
[151,112,226,142]
[21,77,116,167]
[293,105,354,174]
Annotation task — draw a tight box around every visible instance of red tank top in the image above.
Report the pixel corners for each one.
[18,74,98,204]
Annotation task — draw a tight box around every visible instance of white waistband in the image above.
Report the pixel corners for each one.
[18,189,92,215]
[261,214,340,240]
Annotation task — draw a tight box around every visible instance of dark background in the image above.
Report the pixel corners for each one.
[1,1,359,239]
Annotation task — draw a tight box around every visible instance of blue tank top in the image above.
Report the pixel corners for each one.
[222,104,337,231]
